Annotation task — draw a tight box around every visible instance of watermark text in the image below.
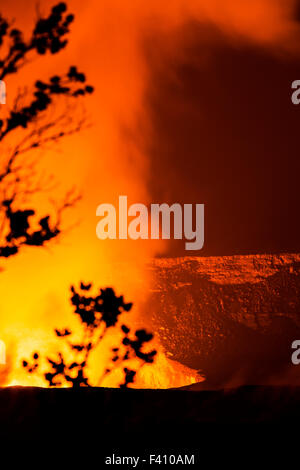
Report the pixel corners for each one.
[96,196,204,251]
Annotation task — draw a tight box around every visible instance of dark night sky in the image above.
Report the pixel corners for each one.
[143,20,300,257]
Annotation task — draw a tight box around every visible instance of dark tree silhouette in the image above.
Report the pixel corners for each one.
[22,283,157,388]
[0,2,94,259]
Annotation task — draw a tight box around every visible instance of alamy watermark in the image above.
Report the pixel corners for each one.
[0,80,6,104]
[291,340,300,365]
[96,196,204,251]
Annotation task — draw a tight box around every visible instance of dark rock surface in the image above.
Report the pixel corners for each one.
[146,254,300,386]
[1,385,300,442]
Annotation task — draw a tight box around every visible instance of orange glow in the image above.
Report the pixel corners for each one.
[0,0,300,388]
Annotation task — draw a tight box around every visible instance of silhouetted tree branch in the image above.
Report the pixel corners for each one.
[0,2,94,259]
[0,3,73,81]
[22,283,157,388]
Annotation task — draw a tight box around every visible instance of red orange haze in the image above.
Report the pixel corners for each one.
[0,0,299,387]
